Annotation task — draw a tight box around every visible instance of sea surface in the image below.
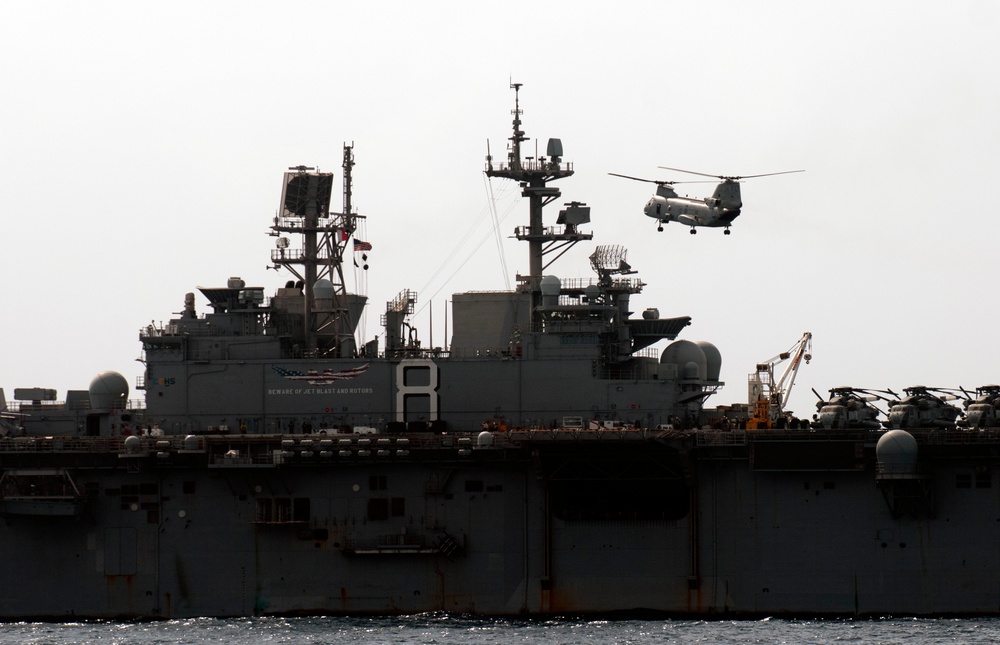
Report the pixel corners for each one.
[1,616,998,645]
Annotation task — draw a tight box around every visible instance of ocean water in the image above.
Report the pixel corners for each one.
[1,616,998,645]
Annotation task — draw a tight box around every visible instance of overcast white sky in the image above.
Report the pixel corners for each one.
[2,1,998,417]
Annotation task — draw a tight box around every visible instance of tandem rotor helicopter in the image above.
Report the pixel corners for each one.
[610,166,804,234]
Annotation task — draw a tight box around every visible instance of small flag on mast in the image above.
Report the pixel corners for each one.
[353,239,372,251]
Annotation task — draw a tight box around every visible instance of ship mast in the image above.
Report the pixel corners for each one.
[270,145,362,357]
[485,83,592,291]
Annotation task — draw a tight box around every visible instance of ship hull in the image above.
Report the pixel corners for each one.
[1,429,997,618]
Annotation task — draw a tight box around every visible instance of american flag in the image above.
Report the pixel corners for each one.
[353,239,372,252]
[272,364,370,384]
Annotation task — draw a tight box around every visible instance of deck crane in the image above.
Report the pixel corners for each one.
[746,332,813,429]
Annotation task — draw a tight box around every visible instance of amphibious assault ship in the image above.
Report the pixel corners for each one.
[2,86,1000,619]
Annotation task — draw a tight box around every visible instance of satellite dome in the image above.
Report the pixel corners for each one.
[124,435,141,453]
[695,341,722,381]
[89,371,129,409]
[313,278,334,300]
[540,275,561,296]
[876,429,919,474]
[540,275,561,307]
[660,340,707,380]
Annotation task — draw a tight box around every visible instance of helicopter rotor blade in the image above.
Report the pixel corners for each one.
[608,173,673,185]
[734,169,806,180]
[657,167,806,181]
[657,166,722,179]
[608,173,713,186]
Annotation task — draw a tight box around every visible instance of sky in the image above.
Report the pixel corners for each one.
[2,1,998,418]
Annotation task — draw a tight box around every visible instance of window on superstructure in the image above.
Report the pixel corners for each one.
[257,498,272,521]
[365,497,405,520]
[254,496,311,523]
[370,475,387,491]
[294,497,311,519]
[274,498,292,522]
[368,498,389,521]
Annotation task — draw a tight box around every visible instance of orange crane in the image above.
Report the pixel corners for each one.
[746,332,813,429]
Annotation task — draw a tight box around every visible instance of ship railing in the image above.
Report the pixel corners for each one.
[444,345,660,364]
[5,398,144,413]
[5,400,87,413]
[0,436,122,453]
[200,429,691,458]
[445,346,524,359]
[140,322,218,338]
[876,461,932,478]
[271,215,350,232]
[555,277,596,290]
[695,428,887,446]
[487,160,574,174]
[0,434,209,454]
[512,225,593,243]
[696,430,748,446]
[140,323,164,338]
[745,428,869,440]
[693,427,1000,447]
[270,247,339,263]
[554,276,645,292]
[501,426,687,443]
[907,427,1000,444]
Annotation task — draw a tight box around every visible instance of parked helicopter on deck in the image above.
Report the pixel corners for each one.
[610,167,803,234]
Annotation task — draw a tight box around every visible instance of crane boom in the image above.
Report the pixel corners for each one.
[746,332,813,429]
[774,332,813,409]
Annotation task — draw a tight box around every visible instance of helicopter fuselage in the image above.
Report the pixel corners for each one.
[644,194,741,229]
[644,179,743,232]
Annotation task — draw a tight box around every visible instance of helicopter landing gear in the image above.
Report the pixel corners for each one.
[689,228,697,235]
[724,228,731,235]
[657,225,663,232]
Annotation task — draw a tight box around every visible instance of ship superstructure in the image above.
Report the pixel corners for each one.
[131,83,719,437]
